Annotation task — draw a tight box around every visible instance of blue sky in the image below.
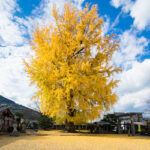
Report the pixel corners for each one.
[0,0,150,114]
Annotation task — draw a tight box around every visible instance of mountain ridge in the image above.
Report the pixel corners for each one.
[0,95,41,120]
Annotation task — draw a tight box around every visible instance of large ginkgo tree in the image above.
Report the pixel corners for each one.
[25,3,121,130]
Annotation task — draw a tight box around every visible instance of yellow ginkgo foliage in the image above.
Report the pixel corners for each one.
[25,3,121,125]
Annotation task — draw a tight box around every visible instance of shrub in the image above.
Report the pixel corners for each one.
[39,115,53,130]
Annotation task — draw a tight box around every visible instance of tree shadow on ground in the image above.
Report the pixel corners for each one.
[0,134,24,149]
[0,130,39,149]
[35,129,150,139]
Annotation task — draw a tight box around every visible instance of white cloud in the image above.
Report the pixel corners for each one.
[114,59,150,112]
[111,28,149,112]
[113,30,148,69]
[130,0,150,30]
[118,59,150,94]
[110,0,150,112]
[110,0,133,13]
[115,88,150,112]
[0,0,33,107]
[111,0,150,30]
[101,16,110,36]
[0,45,35,106]
[0,0,24,46]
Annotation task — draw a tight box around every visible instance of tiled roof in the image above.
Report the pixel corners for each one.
[0,105,8,112]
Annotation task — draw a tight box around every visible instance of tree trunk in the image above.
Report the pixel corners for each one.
[65,120,75,132]
[65,89,76,132]
[65,108,75,132]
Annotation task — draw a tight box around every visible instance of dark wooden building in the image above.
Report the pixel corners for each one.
[98,112,147,135]
[0,105,14,132]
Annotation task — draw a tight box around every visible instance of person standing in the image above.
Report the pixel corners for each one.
[138,124,141,135]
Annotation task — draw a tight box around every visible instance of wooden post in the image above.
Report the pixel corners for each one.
[117,118,121,134]
[131,116,135,136]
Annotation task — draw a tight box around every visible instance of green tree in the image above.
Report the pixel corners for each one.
[39,115,53,130]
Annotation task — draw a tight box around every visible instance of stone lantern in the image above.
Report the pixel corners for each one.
[21,122,26,133]
[10,118,19,136]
